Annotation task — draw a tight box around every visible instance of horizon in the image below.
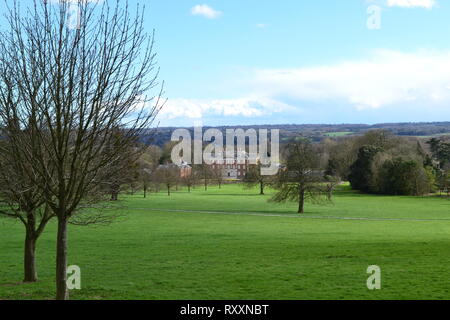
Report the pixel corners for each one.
[154,120,450,129]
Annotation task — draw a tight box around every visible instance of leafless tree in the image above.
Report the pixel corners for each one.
[194,164,213,191]
[0,140,54,282]
[243,161,274,195]
[323,175,341,201]
[99,130,142,201]
[181,170,197,193]
[271,140,329,213]
[141,168,152,198]
[211,164,224,189]
[0,0,164,299]
[138,145,161,198]
[153,164,179,196]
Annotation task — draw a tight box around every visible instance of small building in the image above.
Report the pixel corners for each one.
[157,162,192,179]
[178,161,192,178]
[210,150,251,180]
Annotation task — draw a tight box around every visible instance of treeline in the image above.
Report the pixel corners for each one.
[264,130,449,214]
[110,142,231,199]
[323,130,448,196]
[112,130,450,217]
[147,122,450,147]
[134,129,450,201]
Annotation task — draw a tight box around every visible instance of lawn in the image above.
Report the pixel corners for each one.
[1,184,450,300]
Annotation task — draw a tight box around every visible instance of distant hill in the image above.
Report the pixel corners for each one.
[143,122,450,147]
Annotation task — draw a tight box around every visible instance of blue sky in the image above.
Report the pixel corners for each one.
[145,0,450,126]
[2,0,450,126]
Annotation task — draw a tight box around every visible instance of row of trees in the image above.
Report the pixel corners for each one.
[0,0,163,300]
[266,131,450,213]
[131,159,232,198]
[122,140,334,215]
[109,130,448,216]
[322,130,446,196]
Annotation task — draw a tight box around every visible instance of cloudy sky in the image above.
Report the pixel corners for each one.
[141,0,450,126]
[3,0,450,126]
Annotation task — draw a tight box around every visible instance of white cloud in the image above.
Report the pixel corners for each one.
[387,0,436,9]
[250,49,450,109]
[160,97,294,120]
[159,50,450,122]
[191,4,222,19]
[256,23,268,28]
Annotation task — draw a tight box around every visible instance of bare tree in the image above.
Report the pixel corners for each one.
[211,164,224,189]
[153,164,179,196]
[271,140,329,214]
[101,130,142,201]
[243,161,274,195]
[0,0,163,299]
[0,141,54,282]
[138,145,162,198]
[194,164,213,191]
[141,168,152,198]
[180,169,197,193]
[323,175,341,201]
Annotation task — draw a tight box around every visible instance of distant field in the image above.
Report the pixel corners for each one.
[1,184,450,300]
[323,131,354,137]
[416,132,450,139]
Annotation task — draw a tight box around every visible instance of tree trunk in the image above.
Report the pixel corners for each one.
[23,231,37,283]
[298,190,305,214]
[111,182,119,201]
[167,185,171,196]
[327,186,333,201]
[56,216,69,300]
[260,181,264,195]
[143,186,147,198]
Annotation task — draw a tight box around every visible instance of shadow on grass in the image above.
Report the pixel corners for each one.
[0,281,31,287]
[199,193,267,197]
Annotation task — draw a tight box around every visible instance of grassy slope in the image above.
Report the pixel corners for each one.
[1,185,450,300]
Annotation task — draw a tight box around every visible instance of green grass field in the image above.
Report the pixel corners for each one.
[1,184,450,300]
